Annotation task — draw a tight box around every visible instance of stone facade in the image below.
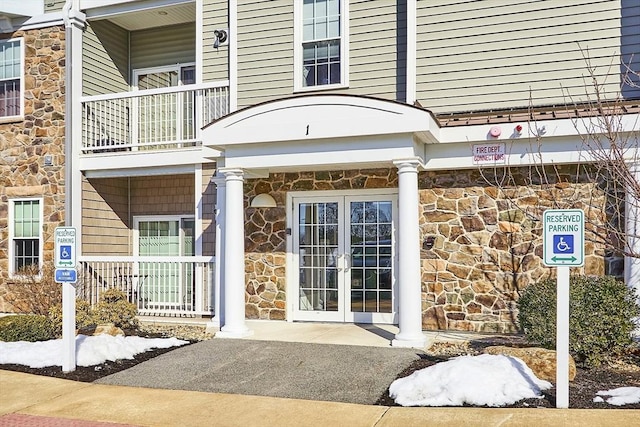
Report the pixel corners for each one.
[244,169,398,320]
[418,166,612,333]
[242,166,618,333]
[0,26,66,311]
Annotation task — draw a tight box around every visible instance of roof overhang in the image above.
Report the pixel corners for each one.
[202,94,439,172]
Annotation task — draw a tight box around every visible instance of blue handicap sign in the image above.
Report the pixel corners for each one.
[55,268,77,283]
[553,235,574,254]
[59,245,72,260]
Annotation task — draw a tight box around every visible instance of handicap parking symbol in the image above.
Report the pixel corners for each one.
[59,245,72,260]
[553,235,574,254]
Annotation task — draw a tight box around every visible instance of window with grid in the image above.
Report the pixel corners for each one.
[12,199,41,273]
[298,0,346,89]
[0,39,22,118]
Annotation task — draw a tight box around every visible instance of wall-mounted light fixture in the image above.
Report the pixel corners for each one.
[213,29,228,48]
[250,193,277,208]
[423,235,436,250]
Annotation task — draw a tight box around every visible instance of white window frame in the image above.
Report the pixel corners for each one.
[0,37,25,122]
[294,0,349,92]
[131,63,197,91]
[8,198,44,277]
[133,215,195,257]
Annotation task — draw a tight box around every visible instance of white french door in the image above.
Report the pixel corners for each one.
[292,192,397,323]
[134,216,195,309]
[132,64,196,147]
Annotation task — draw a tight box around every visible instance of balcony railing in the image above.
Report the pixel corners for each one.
[81,81,229,154]
[78,256,215,317]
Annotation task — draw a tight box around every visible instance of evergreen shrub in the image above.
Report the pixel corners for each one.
[0,315,56,342]
[518,275,639,367]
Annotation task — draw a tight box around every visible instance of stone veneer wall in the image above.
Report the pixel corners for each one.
[244,170,398,320]
[0,26,66,311]
[243,166,618,333]
[419,166,614,333]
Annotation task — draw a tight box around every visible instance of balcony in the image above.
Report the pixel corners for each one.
[81,82,229,154]
[78,256,215,317]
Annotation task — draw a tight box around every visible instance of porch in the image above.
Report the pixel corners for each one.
[78,256,215,317]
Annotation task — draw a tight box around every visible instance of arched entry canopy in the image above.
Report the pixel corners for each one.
[202,94,439,173]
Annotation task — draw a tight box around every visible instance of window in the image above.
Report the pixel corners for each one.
[295,0,348,90]
[10,199,43,275]
[0,38,23,119]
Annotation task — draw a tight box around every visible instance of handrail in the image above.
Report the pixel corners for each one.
[79,255,215,263]
[80,80,230,103]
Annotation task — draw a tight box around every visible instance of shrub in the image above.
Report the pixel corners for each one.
[0,315,56,342]
[92,288,139,330]
[48,299,97,338]
[3,263,61,316]
[518,275,640,367]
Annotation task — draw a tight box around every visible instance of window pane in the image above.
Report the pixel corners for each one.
[1,40,22,117]
[14,239,39,272]
[328,16,340,38]
[315,17,327,39]
[328,0,339,16]
[13,200,39,238]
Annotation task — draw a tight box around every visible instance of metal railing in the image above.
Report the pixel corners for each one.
[78,256,215,317]
[81,81,229,154]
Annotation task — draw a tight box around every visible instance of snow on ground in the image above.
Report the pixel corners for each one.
[594,387,640,406]
[0,334,187,368]
[390,353,553,407]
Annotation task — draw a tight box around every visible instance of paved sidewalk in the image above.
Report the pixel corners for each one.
[2,370,639,427]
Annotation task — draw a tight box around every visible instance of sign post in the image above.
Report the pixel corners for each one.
[543,209,584,409]
[54,227,77,373]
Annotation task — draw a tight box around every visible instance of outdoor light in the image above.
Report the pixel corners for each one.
[250,193,277,208]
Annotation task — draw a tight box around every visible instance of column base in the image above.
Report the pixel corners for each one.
[216,325,254,339]
[392,333,429,349]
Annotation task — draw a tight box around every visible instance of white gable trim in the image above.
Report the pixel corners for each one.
[203,94,439,147]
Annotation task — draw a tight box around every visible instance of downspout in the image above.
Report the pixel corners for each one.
[229,0,237,112]
[406,0,416,105]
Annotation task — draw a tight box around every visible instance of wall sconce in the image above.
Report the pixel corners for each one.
[213,29,228,48]
[250,193,277,208]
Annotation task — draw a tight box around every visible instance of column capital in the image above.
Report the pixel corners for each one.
[219,168,244,180]
[393,158,422,172]
[211,172,228,186]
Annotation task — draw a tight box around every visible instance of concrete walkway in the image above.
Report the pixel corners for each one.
[1,321,639,426]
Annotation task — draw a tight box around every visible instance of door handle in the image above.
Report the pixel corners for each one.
[344,253,350,271]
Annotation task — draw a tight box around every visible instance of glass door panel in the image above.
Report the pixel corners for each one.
[295,200,343,321]
[348,200,393,320]
[292,194,396,323]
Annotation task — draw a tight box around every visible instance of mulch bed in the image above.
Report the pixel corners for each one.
[374,353,640,409]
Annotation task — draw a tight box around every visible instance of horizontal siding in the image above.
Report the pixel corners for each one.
[236,0,405,107]
[349,0,402,101]
[82,177,130,256]
[83,20,129,96]
[236,0,294,108]
[130,23,196,70]
[416,0,634,114]
[203,0,229,83]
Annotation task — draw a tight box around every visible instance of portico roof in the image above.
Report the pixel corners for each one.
[201,94,439,172]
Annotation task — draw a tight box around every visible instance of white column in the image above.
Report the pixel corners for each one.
[626,161,640,305]
[208,173,226,328]
[392,159,427,348]
[216,168,252,338]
